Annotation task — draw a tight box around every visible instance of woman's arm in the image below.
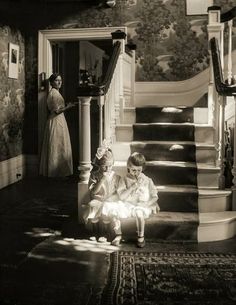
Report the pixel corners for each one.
[54,103,76,115]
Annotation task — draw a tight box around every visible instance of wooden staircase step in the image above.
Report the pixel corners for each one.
[135,106,194,123]
[133,123,195,141]
[121,212,199,242]
[198,211,236,242]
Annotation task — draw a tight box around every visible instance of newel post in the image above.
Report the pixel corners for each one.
[232,96,236,210]
[207,6,223,127]
[111,30,126,127]
[77,96,92,223]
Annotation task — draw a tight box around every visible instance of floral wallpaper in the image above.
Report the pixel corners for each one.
[0,26,25,161]
[0,0,234,161]
[45,0,235,81]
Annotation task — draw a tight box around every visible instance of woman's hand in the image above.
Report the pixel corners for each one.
[67,102,75,108]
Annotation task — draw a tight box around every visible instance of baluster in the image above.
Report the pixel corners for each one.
[218,96,226,189]
[232,97,236,210]
[97,96,104,146]
[227,20,233,84]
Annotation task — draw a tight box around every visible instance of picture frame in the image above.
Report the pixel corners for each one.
[186,0,213,16]
[8,42,19,79]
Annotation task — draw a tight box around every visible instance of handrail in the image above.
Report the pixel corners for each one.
[78,41,121,97]
[221,7,236,23]
[210,37,236,96]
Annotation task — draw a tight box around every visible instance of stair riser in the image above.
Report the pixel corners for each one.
[130,143,196,162]
[197,172,219,188]
[122,108,208,124]
[198,221,236,242]
[116,125,214,144]
[113,143,216,164]
[113,165,197,186]
[199,194,232,212]
[195,126,214,144]
[194,108,208,124]
[158,191,198,212]
[116,126,133,142]
[133,125,195,141]
[123,109,136,124]
[196,148,216,164]
[136,107,193,123]
[114,165,219,188]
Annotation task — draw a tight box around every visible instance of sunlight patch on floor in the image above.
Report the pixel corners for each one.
[25,228,60,237]
[55,238,118,253]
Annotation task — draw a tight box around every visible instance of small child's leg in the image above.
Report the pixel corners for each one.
[111,217,122,246]
[89,219,99,241]
[97,220,108,243]
[135,210,145,248]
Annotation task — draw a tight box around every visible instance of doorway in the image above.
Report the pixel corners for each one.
[38,27,127,173]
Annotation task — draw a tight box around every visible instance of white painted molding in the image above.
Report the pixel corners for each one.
[0,155,26,189]
[135,49,236,107]
[198,211,236,242]
[225,96,235,124]
[135,69,209,106]
[0,154,39,190]
[39,27,127,41]
[38,26,128,155]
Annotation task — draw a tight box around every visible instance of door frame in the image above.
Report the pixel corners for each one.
[38,26,127,154]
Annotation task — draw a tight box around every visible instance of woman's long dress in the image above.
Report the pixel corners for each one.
[39,88,73,177]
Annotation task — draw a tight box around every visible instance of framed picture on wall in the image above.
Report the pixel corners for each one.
[186,0,213,15]
[8,43,19,79]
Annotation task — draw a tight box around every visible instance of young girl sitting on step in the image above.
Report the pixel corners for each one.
[83,142,121,242]
[102,152,160,248]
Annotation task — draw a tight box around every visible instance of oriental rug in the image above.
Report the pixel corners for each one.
[101,251,236,305]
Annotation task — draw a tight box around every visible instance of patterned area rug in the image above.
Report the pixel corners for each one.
[101,251,236,305]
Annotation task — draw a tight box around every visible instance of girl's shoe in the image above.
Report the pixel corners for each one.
[111,235,122,246]
[137,236,145,248]
[98,236,108,243]
[89,236,97,241]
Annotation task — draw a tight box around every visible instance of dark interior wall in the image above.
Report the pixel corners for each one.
[0,25,25,161]
[63,42,80,171]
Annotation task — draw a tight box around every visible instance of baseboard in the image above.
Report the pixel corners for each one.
[0,154,38,190]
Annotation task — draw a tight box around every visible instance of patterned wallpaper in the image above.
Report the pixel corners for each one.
[45,0,235,81]
[0,26,25,161]
[0,0,235,161]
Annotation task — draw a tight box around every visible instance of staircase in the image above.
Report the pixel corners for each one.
[112,105,234,242]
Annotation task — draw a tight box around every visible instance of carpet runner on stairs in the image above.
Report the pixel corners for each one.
[121,106,199,242]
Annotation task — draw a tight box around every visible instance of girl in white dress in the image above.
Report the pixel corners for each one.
[83,144,121,242]
[39,73,76,177]
[102,152,160,247]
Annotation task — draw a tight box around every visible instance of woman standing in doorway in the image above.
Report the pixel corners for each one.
[39,73,76,177]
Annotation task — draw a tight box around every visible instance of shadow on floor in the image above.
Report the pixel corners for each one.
[1,177,236,305]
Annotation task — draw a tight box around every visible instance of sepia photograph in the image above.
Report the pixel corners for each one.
[0,1,236,305]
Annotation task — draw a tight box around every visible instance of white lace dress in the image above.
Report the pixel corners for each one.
[102,173,158,219]
[39,88,73,177]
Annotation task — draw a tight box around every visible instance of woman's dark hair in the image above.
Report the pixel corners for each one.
[127,152,146,167]
[49,73,61,85]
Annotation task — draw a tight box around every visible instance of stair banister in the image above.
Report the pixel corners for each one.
[77,31,132,222]
[210,36,236,205]
[208,6,236,190]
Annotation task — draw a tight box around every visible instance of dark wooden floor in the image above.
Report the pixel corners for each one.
[1,177,236,305]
